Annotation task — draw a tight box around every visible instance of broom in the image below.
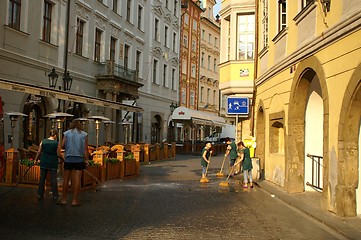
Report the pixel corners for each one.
[216,155,227,178]
[219,159,242,187]
[200,156,211,183]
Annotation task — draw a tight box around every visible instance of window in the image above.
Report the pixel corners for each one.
[126,0,131,22]
[207,55,211,70]
[42,0,52,43]
[163,64,167,87]
[165,0,169,9]
[192,40,196,52]
[262,0,269,49]
[191,64,196,78]
[184,14,189,25]
[190,90,195,106]
[202,29,205,39]
[193,20,197,30]
[237,14,255,60]
[113,0,118,13]
[153,59,158,83]
[154,18,159,41]
[94,29,102,62]
[76,18,84,55]
[110,37,116,62]
[208,33,211,43]
[213,90,216,104]
[164,26,168,47]
[201,52,204,67]
[183,34,188,47]
[278,0,286,31]
[213,58,217,72]
[200,87,204,102]
[124,44,130,69]
[136,50,141,78]
[8,0,21,30]
[138,5,143,30]
[181,88,186,104]
[171,68,176,90]
[214,37,218,47]
[207,88,210,103]
[173,32,177,52]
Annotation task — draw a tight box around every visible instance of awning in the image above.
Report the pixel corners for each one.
[171,107,225,127]
[0,78,143,112]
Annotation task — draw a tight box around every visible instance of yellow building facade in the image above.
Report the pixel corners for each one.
[255,0,361,217]
[219,0,256,142]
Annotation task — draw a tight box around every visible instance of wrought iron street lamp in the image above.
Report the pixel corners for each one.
[63,71,73,92]
[47,67,58,89]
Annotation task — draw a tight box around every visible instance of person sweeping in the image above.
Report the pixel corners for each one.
[200,142,212,180]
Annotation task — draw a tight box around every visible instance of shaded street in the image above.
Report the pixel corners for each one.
[0,155,348,239]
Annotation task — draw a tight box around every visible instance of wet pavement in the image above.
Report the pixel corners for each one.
[0,154,360,240]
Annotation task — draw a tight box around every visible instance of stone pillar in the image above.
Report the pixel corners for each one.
[144,144,150,164]
[5,148,19,183]
[131,144,141,176]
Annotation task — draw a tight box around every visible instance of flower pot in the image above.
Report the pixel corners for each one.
[18,164,40,184]
[106,162,121,180]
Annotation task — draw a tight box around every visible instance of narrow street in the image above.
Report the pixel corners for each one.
[0,155,347,240]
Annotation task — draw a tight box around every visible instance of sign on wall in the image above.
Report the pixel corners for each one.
[227,97,249,115]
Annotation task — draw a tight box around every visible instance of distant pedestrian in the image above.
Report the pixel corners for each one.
[35,129,61,200]
[201,142,212,179]
[57,119,89,206]
[224,137,238,176]
[238,141,253,188]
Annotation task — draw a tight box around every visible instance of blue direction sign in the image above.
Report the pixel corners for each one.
[227,97,249,115]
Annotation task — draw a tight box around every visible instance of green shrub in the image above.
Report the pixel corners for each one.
[105,158,120,164]
[88,160,101,166]
[124,153,134,161]
[19,158,36,167]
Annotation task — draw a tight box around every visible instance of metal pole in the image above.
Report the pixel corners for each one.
[235,114,238,142]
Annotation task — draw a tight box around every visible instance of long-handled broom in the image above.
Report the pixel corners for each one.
[219,159,242,187]
[200,156,211,183]
[216,155,227,178]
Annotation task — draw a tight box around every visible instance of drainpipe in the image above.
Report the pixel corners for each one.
[251,0,259,137]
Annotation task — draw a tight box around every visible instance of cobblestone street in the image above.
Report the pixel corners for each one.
[0,155,348,239]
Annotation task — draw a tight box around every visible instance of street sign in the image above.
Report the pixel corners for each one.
[227,97,249,115]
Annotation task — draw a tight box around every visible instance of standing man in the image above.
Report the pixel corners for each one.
[57,119,89,207]
[224,137,238,176]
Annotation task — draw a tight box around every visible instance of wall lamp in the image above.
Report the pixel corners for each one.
[321,0,331,13]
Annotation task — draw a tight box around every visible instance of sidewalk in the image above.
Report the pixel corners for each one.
[256,180,361,240]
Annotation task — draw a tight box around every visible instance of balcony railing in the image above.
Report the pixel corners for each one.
[306,153,323,191]
[97,60,138,83]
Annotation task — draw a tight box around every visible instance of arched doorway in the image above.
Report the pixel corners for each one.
[338,67,361,216]
[23,95,47,147]
[286,56,329,194]
[304,78,324,191]
[151,115,162,144]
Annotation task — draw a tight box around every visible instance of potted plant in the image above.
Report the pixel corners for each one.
[124,153,136,177]
[82,160,101,187]
[104,157,121,180]
[18,158,39,184]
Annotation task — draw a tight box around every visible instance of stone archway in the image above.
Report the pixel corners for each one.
[256,101,266,180]
[337,64,361,216]
[286,56,329,195]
